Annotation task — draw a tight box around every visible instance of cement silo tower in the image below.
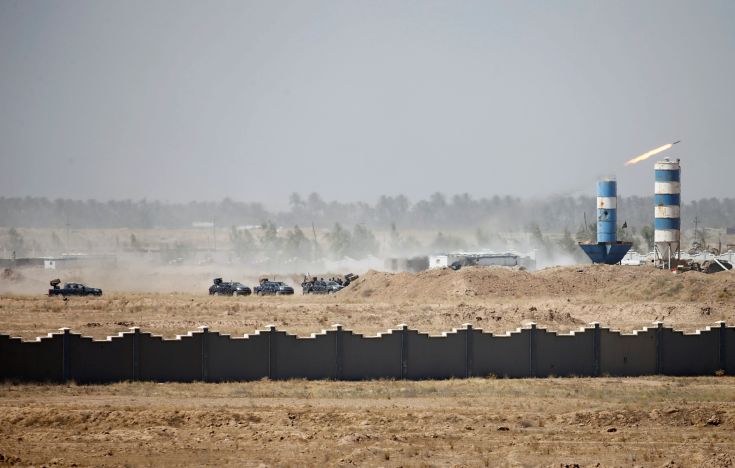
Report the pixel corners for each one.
[654,157,681,269]
[578,177,632,264]
[596,178,618,244]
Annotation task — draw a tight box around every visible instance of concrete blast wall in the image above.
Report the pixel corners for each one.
[1,322,733,382]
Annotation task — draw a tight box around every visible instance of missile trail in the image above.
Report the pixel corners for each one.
[624,141,680,166]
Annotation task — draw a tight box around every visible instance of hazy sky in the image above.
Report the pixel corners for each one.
[1,0,733,207]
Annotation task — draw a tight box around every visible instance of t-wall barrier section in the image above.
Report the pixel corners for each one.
[0,322,732,382]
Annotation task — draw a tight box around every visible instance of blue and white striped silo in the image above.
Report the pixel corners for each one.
[578,177,631,264]
[654,158,681,266]
[597,179,617,243]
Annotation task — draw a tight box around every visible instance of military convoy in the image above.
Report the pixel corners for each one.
[46,273,358,298]
[206,277,295,296]
[204,274,357,297]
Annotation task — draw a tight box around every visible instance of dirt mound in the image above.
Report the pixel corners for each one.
[342,265,735,303]
[566,406,732,429]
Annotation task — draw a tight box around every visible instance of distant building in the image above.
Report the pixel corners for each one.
[429,251,536,271]
[0,254,117,270]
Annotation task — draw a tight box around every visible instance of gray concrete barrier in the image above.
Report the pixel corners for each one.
[0,322,732,382]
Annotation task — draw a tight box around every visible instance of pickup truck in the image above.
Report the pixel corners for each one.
[209,278,252,296]
[302,279,343,295]
[254,279,294,296]
[48,279,102,297]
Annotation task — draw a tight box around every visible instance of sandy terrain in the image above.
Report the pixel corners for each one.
[2,265,735,466]
[1,265,733,339]
[1,292,734,340]
[1,378,734,467]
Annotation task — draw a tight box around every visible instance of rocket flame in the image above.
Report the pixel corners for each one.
[624,143,673,166]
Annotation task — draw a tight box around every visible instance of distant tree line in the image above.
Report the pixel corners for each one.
[3,193,734,260]
[1,194,733,233]
[228,222,379,262]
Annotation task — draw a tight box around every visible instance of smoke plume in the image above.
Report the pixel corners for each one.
[624,143,673,166]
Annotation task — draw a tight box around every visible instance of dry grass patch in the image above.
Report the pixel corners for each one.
[1,377,734,466]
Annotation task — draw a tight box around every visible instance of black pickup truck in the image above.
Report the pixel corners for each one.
[253,280,294,296]
[301,273,358,294]
[302,279,343,295]
[209,278,252,296]
[48,279,102,297]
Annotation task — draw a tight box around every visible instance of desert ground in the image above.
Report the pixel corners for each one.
[1,378,735,467]
[1,264,733,339]
[2,264,735,466]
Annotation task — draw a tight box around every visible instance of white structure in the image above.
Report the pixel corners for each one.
[429,251,536,271]
[621,251,644,266]
[429,254,450,269]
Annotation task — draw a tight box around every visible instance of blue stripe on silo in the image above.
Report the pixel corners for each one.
[597,180,616,197]
[655,170,680,182]
[655,194,680,206]
[655,218,680,230]
[597,208,617,222]
[596,179,617,243]
[597,207,617,243]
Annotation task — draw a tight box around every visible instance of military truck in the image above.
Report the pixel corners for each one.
[208,278,252,296]
[301,273,358,294]
[48,279,102,297]
[253,278,294,296]
[302,278,343,295]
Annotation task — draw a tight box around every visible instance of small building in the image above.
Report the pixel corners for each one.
[0,254,117,270]
[429,254,451,269]
[429,251,536,271]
